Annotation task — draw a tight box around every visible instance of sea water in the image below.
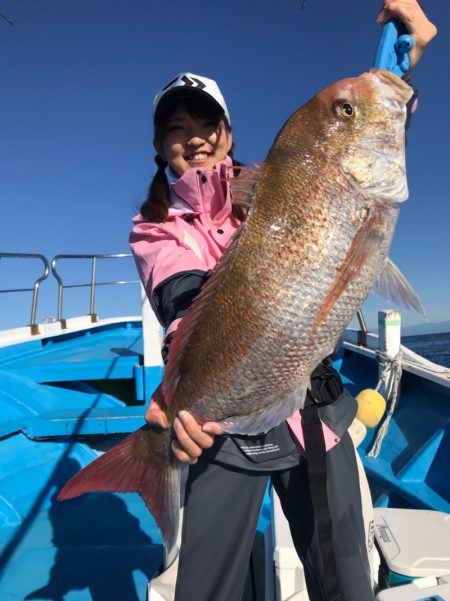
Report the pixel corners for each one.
[402,331,450,368]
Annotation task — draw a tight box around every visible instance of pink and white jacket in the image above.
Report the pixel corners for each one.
[130,156,345,453]
[130,157,240,335]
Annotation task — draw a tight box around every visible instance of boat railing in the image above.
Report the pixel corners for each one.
[2,250,373,348]
[356,309,369,346]
[0,253,50,334]
[51,253,140,328]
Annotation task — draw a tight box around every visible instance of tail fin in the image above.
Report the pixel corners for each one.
[57,426,180,553]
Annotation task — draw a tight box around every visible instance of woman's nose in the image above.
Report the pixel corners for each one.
[187,134,206,146]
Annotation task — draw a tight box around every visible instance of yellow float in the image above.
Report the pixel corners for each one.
[355,389,387,429]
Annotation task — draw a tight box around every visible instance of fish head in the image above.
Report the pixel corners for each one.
[270,69,414,205]
[339,69,413,203]
[326,69,413,203]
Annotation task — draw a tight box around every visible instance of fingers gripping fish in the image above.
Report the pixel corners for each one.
[58,69,422,558]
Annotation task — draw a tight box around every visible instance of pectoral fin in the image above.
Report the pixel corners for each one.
[373,258,424,314]
[312,211,384,336]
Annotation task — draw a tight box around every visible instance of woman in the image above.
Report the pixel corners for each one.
[130,4,436,600]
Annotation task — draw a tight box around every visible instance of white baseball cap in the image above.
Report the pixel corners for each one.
[153,72,231,126]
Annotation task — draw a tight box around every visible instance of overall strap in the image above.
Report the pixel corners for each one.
[302,361,343,601]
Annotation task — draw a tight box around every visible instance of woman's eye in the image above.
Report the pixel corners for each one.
[166,125,183,132]
[200,121,217,132]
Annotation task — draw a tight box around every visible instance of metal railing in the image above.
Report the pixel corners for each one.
[51,253,140,326]
[1,251,374,341]
[356,309,369,346]
[0,253,49,333]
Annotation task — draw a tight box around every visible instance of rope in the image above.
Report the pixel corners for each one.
[367,349,403,458]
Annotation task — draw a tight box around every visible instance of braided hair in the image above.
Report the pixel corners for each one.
[140,155,171,223]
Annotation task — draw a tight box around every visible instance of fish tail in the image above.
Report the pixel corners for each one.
[57,426,181,554]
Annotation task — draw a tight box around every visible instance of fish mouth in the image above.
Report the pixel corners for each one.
[369,68,414,107]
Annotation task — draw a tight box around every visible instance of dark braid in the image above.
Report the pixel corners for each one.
[140,155,170,222]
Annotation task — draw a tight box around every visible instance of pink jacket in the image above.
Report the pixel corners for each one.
[130,156,240,333]
[130,156,340,452]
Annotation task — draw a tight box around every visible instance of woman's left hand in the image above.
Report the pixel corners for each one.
[376,0,437,76]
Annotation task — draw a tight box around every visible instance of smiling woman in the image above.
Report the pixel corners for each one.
[139,75,239,224]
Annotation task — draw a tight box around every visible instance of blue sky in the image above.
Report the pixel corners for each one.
[1,0,449,331]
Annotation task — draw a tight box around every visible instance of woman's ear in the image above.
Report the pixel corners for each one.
[226,131,233,154]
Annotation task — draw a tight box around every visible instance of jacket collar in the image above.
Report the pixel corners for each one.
[169,155,233,217]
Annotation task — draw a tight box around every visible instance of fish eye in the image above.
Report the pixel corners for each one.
[334,101,355,119]
[342,103,353,116]
[336,101,355,119]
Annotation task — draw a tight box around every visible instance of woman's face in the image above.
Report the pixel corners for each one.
[156,106,233,177]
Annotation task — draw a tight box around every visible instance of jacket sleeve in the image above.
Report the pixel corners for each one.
[129,218,210,326]
[157,271,210,362]
[154,270,210,328]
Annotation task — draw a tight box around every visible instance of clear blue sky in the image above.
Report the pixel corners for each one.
[1,0,449,331]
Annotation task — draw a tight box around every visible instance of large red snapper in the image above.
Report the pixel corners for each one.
[58,69,421,556]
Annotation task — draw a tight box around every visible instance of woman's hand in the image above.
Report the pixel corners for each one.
[172,411,224,465]
[377,0,437,76]
[145,383,170,428]
[145,383,224,465]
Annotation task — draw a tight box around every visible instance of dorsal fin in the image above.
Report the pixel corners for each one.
[227,163,264,208]
[162,222,247,410]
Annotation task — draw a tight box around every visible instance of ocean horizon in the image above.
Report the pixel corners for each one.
[402,331,450,368]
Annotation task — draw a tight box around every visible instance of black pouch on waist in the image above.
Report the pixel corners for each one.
[307,358,343,407]
[229,421,298,464]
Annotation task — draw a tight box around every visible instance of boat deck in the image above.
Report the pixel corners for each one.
[336,344,450,513]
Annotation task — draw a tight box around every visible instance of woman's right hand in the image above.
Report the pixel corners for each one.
[172,411,224,465]
[145,383,224,465]
[376,0,437,75]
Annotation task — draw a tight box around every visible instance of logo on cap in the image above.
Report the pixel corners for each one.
[154,72,231,125]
